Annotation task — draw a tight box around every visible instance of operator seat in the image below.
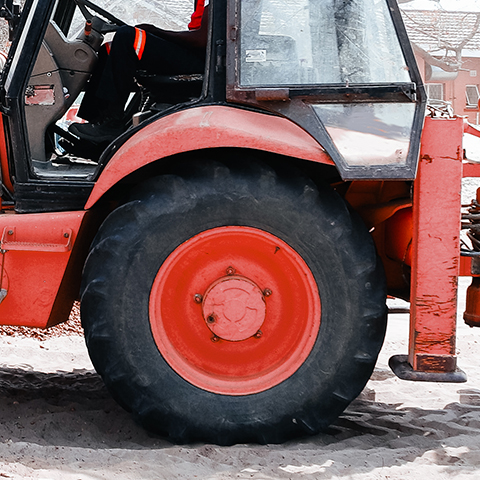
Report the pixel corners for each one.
[25,21,97,162]
[135,72,204,105]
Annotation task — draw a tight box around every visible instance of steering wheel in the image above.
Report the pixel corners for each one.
[73,0,126,32]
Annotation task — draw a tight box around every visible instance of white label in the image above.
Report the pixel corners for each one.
[246,50,267,63]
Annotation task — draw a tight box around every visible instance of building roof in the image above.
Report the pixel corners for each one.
[401,9,480,54]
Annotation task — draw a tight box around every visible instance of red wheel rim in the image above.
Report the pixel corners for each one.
[149,226,321,395]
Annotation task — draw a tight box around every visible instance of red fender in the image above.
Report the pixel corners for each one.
[85,105,333,209]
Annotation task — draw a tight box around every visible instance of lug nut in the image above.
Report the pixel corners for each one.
[254,330,263,338]
[263,288,272,297]
[211,335,220,343]
[194,293,203,303]
[226,266,236,276]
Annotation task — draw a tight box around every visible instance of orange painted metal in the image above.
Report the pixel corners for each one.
[343,181,413,298]
[462,162,480,178]
[359,200,412,231]
[460,256,473,277]
[408,117,463,373]
[0,115,13,195]
[85,105,333,209]
[201,276,267,342]
[464,121,480,140]
[384,207,413,267]
[149,226,321,395]
[464,277,480,327]
[0,211,88,328]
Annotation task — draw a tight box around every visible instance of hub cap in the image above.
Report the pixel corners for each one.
[202,276,266,342]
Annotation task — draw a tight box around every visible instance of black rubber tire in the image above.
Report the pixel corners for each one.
[80,157,387,445]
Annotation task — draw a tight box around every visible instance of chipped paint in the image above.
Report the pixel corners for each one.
[409,117,463,374]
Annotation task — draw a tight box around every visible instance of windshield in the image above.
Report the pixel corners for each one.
[239,0,411,87]
[67,0,194,39]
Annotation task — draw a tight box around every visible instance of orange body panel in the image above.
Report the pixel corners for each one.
[0,211,87,328]
[85,105,333,209]
[384,208,413,267]
[409,116,463,373]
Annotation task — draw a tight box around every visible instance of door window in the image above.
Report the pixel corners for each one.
[238,0,411,87]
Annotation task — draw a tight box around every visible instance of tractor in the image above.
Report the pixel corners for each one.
[0,0,477,445]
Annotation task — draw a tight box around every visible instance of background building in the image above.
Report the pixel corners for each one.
[402,9,480,123]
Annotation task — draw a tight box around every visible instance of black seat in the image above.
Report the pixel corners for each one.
[135,72,204,105]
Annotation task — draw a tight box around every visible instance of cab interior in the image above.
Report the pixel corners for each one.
[22,0,205,179]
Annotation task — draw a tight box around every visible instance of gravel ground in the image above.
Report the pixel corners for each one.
[0,303,84,340]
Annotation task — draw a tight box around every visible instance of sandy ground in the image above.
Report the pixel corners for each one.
[0,280,476,479]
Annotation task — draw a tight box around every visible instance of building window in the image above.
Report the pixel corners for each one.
[466,85,480,109]
[425,83,444,105]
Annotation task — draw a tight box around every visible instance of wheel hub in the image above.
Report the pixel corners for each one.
[202,276,266,341]
[149,226,321,395]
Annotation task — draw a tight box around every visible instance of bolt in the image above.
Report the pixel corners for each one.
[7,230,13,236]
[211,335,220,343]
[226,266,236,276]
[194,293,203,304]
[254,330,263,339]
[64,232,69,238]
[207,315,216,324]
[263,288,272,297]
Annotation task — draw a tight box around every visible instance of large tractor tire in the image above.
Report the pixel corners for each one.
[80,158,387,445]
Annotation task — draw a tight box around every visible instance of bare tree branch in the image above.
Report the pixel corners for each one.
[403,11,480,71]
[411,42,459,71]
[458,13,480,50]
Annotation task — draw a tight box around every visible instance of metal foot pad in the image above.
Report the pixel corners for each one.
[389,355,467,383]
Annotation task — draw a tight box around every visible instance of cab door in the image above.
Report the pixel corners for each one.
[226,0,426,180]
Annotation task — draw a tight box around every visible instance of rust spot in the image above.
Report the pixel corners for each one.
[274,246,280,254]
[413,328,456,354]
[416,354,457,373]
[421,154,433,163]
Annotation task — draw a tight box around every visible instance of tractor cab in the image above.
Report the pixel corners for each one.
[0,0,424,210]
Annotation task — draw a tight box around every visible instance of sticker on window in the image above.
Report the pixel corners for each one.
[246,50,267,63]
